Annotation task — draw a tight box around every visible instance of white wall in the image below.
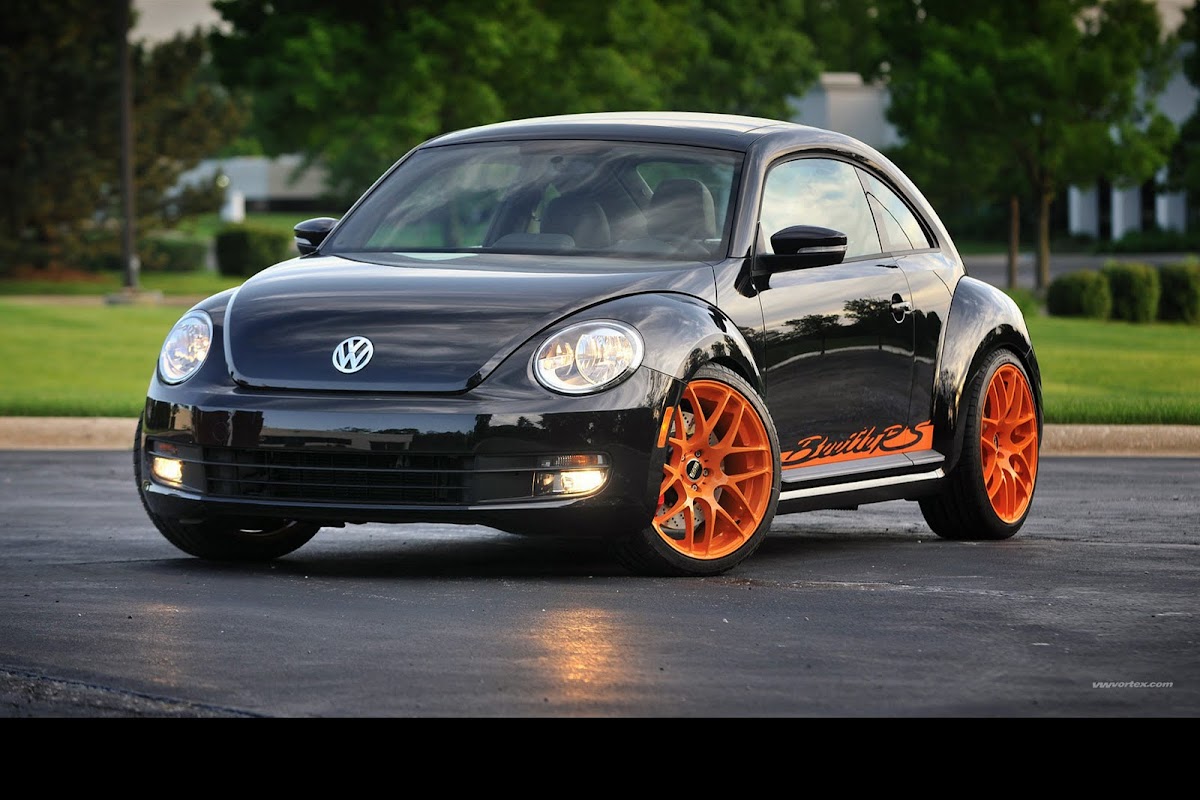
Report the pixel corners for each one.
[790,72,899,150]
[176,155,329,204]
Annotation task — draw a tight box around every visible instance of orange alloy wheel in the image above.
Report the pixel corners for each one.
[653,379,774,559]
[980,363,1039,522]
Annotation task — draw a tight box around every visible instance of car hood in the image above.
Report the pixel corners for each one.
[223,252,714,392]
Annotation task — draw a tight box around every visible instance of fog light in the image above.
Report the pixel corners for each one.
[151,456,183,485]
[533,455,609,497]
[560,469,605,494]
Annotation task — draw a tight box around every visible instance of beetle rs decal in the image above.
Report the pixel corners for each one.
[781,421,935,468]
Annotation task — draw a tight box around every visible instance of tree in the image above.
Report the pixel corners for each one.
[805,0,886,75]
[211,0,562,202]
[666,0,819,118]
[0,1,245,272]
[209,0,822,203]
[1,1,120,270]
[872,0,1177,291]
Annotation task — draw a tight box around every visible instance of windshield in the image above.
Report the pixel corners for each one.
[324,140,744,261]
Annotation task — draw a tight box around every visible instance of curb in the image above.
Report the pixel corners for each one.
[1,417,1198,456]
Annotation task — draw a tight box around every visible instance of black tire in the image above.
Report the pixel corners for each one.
[612,363,781,577]
[920,349,1040,541]
[133,418,320,561]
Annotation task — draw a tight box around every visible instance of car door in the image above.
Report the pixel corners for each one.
[755,156,917,472]
[857,168,955,441]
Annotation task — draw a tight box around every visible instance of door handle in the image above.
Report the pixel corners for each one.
[890,294,912,322]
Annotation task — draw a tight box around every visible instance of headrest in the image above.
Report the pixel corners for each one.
[647,178,716,240]
[542,193,612,249]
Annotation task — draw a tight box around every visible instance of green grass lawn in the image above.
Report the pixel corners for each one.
[0,301,185,417]
[0,298,1196,422]
[1026,315,1200,424]
[0,269,243,297]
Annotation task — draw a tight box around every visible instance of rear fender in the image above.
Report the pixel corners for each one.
[932,277,1043,474]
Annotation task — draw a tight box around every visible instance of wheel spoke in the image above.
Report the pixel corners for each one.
[1013,407,1035,424]
[714,401,746,450]
[712,501,748,541]
[986,380,1004,420]
[985,461,1004,500]
[655,485,688,522]
[666,405,689,448]
[1003,372,1018,413]
[981,439,998,483]
[728,465,771,482]
[689,384,723,443]
[1002,469,1017,514]
[724,481,766,529]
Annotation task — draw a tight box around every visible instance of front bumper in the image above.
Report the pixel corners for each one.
[138,367,677,537]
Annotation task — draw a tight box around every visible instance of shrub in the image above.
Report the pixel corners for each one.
[1101,260,1160,323]
[1003,287,1042,318]
[67,229,122,273]
[1093,226,1200,254]
[214,224,291,277]
[1046,270,1112,319]
[1158,259,1200,324]
[139,233,209,273]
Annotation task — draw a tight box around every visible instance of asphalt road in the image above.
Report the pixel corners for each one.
[962,250,1191,290]
[1,449,1196,718]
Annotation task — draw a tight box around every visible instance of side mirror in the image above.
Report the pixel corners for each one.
[294,217,339,255]
[754,225,847,274]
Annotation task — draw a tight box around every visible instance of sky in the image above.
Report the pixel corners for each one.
[132,0,225,43]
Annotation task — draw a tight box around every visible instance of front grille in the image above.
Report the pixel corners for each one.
[200,446,475,505]
[147,439,608,507]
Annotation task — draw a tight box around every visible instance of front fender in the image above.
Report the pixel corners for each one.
[932,277,1044,473]
[573,292,762,395]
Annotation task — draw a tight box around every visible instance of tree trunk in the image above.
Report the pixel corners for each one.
[1007,194,1020,290]
[118,0,139,290]
[1036,191,1053,292]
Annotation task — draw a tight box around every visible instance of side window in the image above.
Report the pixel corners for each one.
[859,171,933,252]
[760,158,881,259]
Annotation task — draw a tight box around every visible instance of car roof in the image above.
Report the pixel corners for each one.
[420,111,853,152]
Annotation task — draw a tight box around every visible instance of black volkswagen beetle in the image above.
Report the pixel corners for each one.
[136,111,1042,577]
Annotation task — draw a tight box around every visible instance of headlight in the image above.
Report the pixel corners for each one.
[533,320,644,394]
[158,310,213,384]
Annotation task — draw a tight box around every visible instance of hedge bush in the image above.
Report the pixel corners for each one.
[1046,270,1112,319]
[1101,260,1160,323]
[139,234,208,273]
[1158,260,1200,324]
[214,224,291,277]
[56,229,207,274]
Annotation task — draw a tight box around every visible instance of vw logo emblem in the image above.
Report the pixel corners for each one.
[332,336,374,374]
